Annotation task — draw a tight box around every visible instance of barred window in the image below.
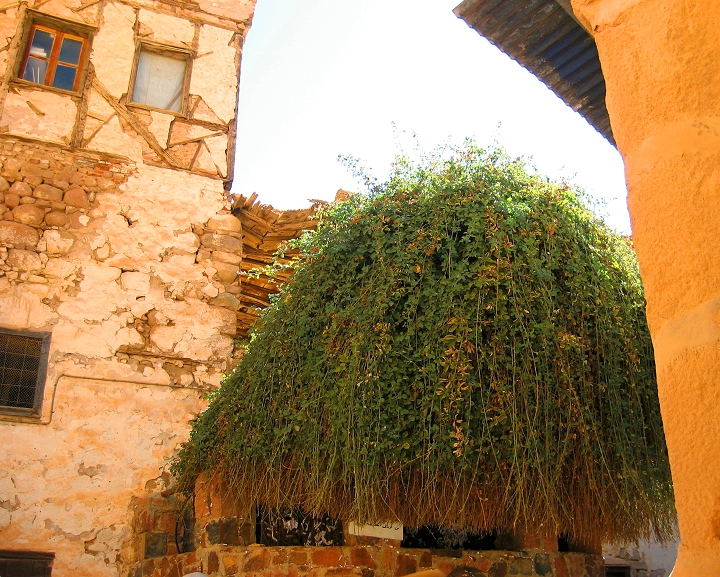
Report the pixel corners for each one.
[0,329,51,417]
[0,550,54,577]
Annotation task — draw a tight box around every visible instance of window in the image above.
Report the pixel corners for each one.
[16,12,93,93]
[0,329,51,417]
[129,43,192,114]
[0,551,54,577]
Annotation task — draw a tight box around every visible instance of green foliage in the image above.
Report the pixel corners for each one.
[174,144,674,545]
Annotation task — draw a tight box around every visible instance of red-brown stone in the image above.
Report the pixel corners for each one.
[349,547,377,569]
[63,187,89,208]
[206,551,219,574]
[554,556,569,577]
[244,548,271,571]
[394,554,417,577]
[312,547,343,567]
[289,550,309,565]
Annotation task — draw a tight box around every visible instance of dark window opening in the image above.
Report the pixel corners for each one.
[558,534,571,552]
[605,566,632,577]
[0,551,54,577]
[401,526,498,551]
[256,506,343,546]
[0,328,51,417]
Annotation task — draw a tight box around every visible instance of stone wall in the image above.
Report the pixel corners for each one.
[119,478,603,577]
[0,135,245,574]
[128,544,601,577]
[0,0,260,573]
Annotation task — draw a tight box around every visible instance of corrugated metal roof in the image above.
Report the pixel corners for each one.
[454,0,614,145]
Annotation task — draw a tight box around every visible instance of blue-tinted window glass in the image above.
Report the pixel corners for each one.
[52,64,77,91]
[22,57,48,84]
[58,37,82,65]
[29,29,54,59]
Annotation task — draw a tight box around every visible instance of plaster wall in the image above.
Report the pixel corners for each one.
[0,136,248,575]
[0,0,256,573]
[569,0,720,575]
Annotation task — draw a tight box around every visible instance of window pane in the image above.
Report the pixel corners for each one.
[52,64,77,91]
[132,51,186,113]
[22,56,48,84]
[58,37,82,65]
[29,28,54,59]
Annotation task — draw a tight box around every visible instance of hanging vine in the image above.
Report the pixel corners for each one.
[173,144,675,546]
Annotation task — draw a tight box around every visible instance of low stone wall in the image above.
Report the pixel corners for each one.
[123,486,603,577]
[128,544,602,577]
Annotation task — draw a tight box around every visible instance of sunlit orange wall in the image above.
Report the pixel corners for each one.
[570,1,720,575]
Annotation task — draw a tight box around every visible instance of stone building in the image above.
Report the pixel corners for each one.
[0,0,259,574]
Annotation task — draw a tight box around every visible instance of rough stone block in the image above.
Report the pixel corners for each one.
[12,204,44,226]
[0,221,40,248]
[9,181,33,197]
[200,232,242,253]
[143,532,167,558]
[205,518,240,546]
[4,158,21,172]
[44,229,75,254]
[207,214,241,233]
[212,261,239,283]
[350,548,377,569]
[45,211,68,227]
[63,187,90,208]
[394,554,417,577]
[532,555,551,576]
[203,551,218,574]
[290,550,309,565]
[24,175,43,187]
[211,249,242,265]
[312,547,343,567]
[33,183,63,202]
[221,552,241,575]
[7,249,42,273]
[0,177,8,192]
[243,548,271,572]
[4,192,19,207]
[209,293,240,311]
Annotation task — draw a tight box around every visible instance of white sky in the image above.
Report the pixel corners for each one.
[231,0,631,234]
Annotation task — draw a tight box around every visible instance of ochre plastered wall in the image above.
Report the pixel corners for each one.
[570,1,720,575]
[0,0,255,574]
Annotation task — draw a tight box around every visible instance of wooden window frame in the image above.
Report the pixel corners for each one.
[0,328,51,419]
[127,40,194,117]
[14,10,95,96]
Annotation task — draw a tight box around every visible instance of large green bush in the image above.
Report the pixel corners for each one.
[175,145,674,545]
